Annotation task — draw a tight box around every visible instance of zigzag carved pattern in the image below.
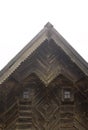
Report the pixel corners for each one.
[32,85,60,130]
[35,41,61,85]
[13,39,81,85]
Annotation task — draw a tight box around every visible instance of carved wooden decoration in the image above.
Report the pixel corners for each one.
[0,23,88,130]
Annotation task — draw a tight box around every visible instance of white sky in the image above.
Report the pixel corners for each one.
[0,0,88,70]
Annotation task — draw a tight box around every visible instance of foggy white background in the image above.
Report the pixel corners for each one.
[0,0,88,70]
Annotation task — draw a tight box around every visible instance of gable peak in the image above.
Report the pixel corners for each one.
[44,22,53,29]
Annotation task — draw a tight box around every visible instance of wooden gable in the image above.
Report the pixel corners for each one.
[0,22,88,130]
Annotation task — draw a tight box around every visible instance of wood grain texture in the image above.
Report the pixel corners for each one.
[13,39,84,86]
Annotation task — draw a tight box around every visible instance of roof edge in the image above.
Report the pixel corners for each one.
[0,22,88,84]
[50,27,88,76]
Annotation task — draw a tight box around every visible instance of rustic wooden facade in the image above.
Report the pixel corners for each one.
[0,22,88,130]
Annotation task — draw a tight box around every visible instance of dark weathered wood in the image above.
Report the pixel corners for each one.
[0,23,88,129]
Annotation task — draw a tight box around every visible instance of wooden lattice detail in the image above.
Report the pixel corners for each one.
[32,86,60,130]
[16,99,32,130]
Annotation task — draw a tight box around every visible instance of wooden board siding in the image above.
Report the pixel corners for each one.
[0,23,88,129]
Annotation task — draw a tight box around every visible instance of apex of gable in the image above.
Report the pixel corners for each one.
[44,22,53,29]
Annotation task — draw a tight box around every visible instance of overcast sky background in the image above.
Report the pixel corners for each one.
[0,0,88,70]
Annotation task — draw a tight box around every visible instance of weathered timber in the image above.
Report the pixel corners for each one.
[0,22,88,129]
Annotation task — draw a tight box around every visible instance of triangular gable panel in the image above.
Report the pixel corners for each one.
[11,39,85,85]
[0,22,88,85]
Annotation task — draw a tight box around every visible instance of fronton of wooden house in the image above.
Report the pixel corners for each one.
[0,22,88,130]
